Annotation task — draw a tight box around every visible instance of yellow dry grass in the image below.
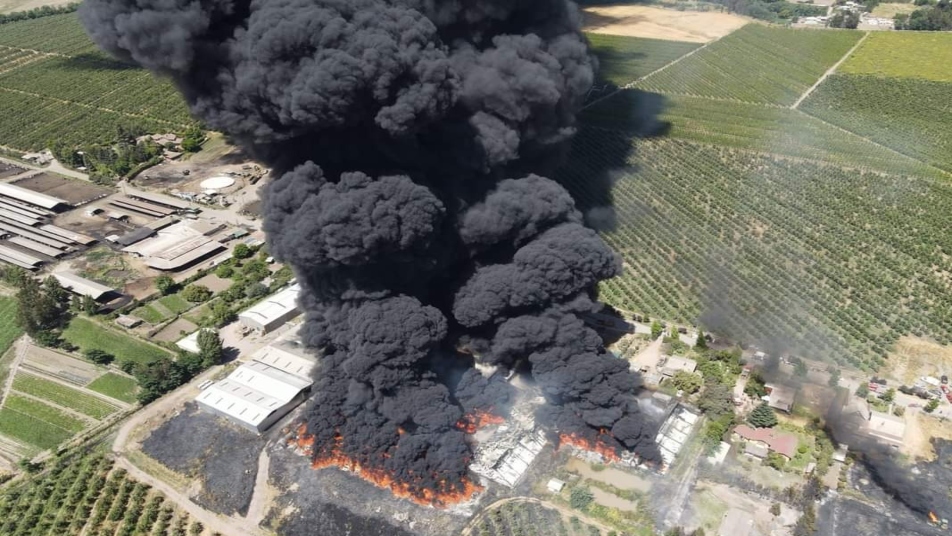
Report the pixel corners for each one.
[582,5,748,43]
[903,412,952,461]
[880,336,952,385]
[871,3,917,18]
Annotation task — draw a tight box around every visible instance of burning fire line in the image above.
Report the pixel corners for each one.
[292,424,482,507]
[558,432,622,463]
[455,410,505,434]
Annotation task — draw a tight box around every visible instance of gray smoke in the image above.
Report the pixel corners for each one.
[80,0,659,501]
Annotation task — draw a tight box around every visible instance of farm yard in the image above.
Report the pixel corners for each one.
[563,25,952,371]
[0,453,207,536]
[0,12,193,151]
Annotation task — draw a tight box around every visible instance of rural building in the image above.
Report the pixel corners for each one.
[719,508,753,536]
[175,330,204,354]
[52,272,116,301]
[115,315,141,329]
[707,442,731,465]
[867,410,906,446]
[732,424,798,460]
[655,405,700,470]
[250,327,317,378]
[547,479,566,493]
[122,220,225,270]
[0,182,68,211]
[238,284,302,334]
[196,360,312,433]
[764,383,796,413]
[661,356,697,377]
[126,189,191,211]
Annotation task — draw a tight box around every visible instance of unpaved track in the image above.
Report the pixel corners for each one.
[792,31,869,109]
[0,335,30,407]
[245,448,274,526]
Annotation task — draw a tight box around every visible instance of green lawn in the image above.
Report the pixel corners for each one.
[0,296,24,356]
[131,304,168,324]
[4,394,86,432]
[86,373,138,404]
[12,373,119,419]
[0,407,74,451]
[63,316,171,364]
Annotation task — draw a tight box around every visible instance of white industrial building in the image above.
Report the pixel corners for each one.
[238,284,301,334]
[655,405,700,471]
[195,326,317,433]
[196,360,312,433]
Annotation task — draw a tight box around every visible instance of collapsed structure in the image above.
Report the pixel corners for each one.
[81,0,659,503]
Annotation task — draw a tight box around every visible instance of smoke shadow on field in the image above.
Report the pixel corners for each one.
[554,88,669,233]
[60,52,140,71]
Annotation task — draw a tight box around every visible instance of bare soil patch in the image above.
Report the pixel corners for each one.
[193,272,232,293]
[21,343,103,386]
[582,5,748,43]
[903,411,952,461]
[12,173,111,206]
[0,162,27,179]
[566,458,652,492]
[151,318,198,343]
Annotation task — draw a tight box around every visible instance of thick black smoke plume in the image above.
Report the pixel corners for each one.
[80,0,659,499]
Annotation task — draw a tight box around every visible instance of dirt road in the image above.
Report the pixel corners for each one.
[1,335,29,407]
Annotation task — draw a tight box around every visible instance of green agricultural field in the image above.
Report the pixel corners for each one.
[12,373,119,419]
[0,407,75,450]
[86,372,138,404]
[158,294,194,315]
[63,316,171,364]
[582,91,943,178]
[635,25,862,105]
[558,135,952,369]
[585,33,699,87]
[0,13,193,151]
[801,75,952,173]
[840,32,952,82]
[4,393,86,432]
[0,295,22,356]
[132,303,168,324]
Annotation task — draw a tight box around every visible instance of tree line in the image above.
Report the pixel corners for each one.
[0,3,78,26]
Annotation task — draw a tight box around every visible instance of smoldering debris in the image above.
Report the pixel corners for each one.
[81,0,659,503]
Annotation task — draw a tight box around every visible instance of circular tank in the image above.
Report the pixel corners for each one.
[200,176,236,191]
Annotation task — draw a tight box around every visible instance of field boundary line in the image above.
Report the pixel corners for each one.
[16,368,129,408]
[0,85,187,127]
[0,44,67,59]
[792,31,869,109]
[0,335,29,408]
[582,29,733,111]
[7,391,100,423]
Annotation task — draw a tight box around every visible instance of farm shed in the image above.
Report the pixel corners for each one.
[732,424,798,459]
[195,359,312,433]
[52,272,116,301]
[126,189,191,211]
[764,383,796,413]
[251,328,317,379]
[0,182,68,211]
[238,284,302,335]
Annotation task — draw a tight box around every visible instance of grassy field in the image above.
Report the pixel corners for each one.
[0,13,193,151]
[157,294,193,315]
[585,33,699,87]
[635,25,862,105]
[4,393,86,432]
[0,407,74,450]
[0,296,23,356]
[12,373,119,419]
[86,372,138,404]
[840,32,952,82]
[132,303,167,324]
[63,316,171,364]
[801,75,952,173]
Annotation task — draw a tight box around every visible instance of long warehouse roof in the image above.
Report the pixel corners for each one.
[0,182,67,210]
[52,272,115,300]
[126,189,191,210]
[0,244,42,265]
[238,284,301,326]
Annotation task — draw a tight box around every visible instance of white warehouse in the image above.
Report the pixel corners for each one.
[238,283,301,334]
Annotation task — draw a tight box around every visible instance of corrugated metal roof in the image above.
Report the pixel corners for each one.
[0,182,67,210]
[238,284,301,326]
[230,360,311,400]
[52,272,114,299]
[196,379,282,427]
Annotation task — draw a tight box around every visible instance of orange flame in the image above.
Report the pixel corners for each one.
[558,432,621,463]
[291,424,481,507]
[456,410,505,434]
[929,511,939,524]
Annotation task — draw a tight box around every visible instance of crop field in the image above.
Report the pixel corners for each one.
[0,13,193,151]
[0,454,204,536]
[585,33,699,87]
[839,32,952,82]
[800,75,952,173]
[582,91,943,178]
[11,373,120,419]
[86,373,138,404]
[0,296,22,356]
[559,135,952,369]
[634,25,862,105]
[470,501,606,536]
[63,316,171,364]
[0,394,85,451]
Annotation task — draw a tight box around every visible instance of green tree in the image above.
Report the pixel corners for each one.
[881,388,896,403]
[749,402,778,428]
[84,348,114,365]
[155,275,176,295]
[770,502,781,516]
[80,295,98,315]
[696,329,708,349]
[671,370,703,394]
[793,358,808,377]
[215,264,234,278]
[181,284,212,303]
[43,276,70,307]
[197,329,223,368]
[764,451,786,470]
[698,382,734,416]
[651,321,663,339]
[925,399,940,413]
[828,368,841,388]
[232,243,252,260]
[855,383,869,398]
[745,372,768,398]
[244,283,268,299]
[15,277,66,336]
[893,405,906,417]
[569,487,593,510]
